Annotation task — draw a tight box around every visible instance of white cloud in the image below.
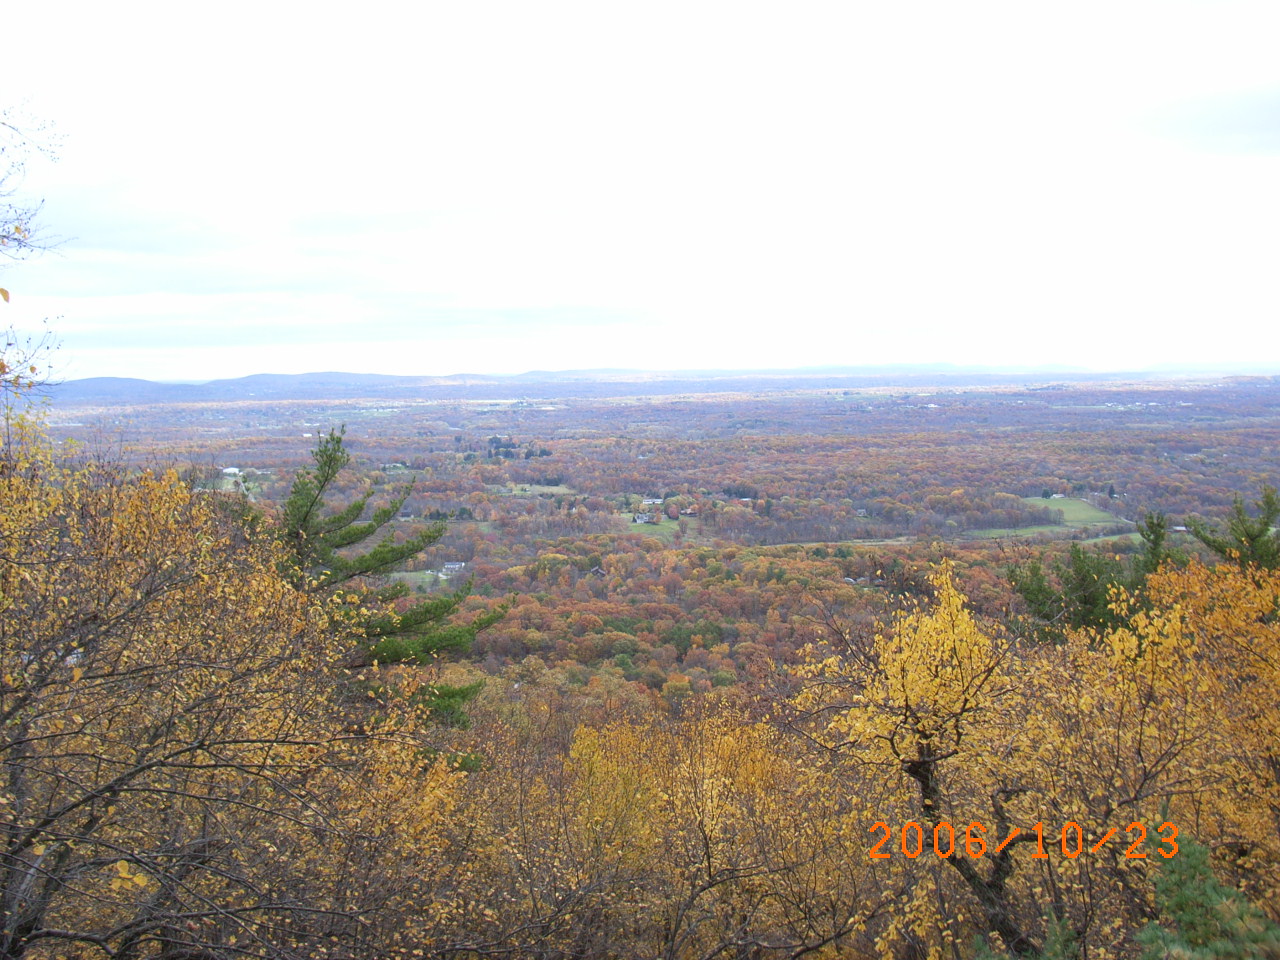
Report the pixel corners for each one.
[4,1,1279,379]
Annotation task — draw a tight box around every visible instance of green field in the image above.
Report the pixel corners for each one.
[629,516,677,544]
[1080,532,1143,545]
[387,563,482,592]
[387,570,447,591]
[1030,497,1117,524]
[964,497,1124,540]
[624,514,697,545]
[494,483,575,496]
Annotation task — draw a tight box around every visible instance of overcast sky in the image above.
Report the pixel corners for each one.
[4,2,1280,381]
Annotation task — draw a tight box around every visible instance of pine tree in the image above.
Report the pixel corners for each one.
[281,427,504,679]
[1188,486,1280,571]
[1137,834,1280,959]
[1007,544,1126,640]
[1008,511,1187,641]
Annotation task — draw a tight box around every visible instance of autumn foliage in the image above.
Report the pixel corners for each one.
[794,561,1280,957]
[7,356,1280,957]
[0,428,459,955]
[6,411,1280,957]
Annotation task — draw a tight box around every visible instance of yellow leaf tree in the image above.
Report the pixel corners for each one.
[795,559,1280,958]
[0,430,459,957]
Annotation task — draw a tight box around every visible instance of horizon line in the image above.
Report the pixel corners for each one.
[54,361,1280,387]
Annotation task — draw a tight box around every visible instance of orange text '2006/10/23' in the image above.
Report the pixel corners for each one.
[869,820,1179,860]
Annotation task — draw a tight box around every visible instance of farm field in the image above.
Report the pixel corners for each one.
[963,496,1127,539]
[495,482,576,496]
[1030,496,1122,524]
[625,514,684,544]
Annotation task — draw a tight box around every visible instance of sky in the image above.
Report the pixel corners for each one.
[3,1,1280,382]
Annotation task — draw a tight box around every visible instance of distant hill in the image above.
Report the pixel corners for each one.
[50,372,454,404]
[45,365,1238,407]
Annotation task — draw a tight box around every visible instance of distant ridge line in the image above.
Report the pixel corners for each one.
[44,367,1280,406]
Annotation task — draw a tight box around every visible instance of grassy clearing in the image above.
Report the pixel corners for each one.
[628,516,677,544]
[1027,497,1118,524]
[624,514,695,545]
[1080,532,1143,545]
[212,475,270,496]
[493,483,576,496]
[964,497,1124,539]
[388,570,447,591]
[964,523,1064,540]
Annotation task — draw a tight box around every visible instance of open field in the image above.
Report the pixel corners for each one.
[1080,532,1144,545]
[494,483,576,496]
[963,523,1065,540]
[1030,497,1121,524]
[964,497,1126,539]
[627,515,684,545]
[388,569,474,592]
[387,570,446,591]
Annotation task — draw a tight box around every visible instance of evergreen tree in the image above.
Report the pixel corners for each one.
[1188,485,1280,571]
[1008,511,1186,641]
[972,834,1280,958]
[1137,834,1280,959]
[1006,557,1066,642]
[283,427,437,593]
[281,427,504,690]
[1008,544,1126,640]
[1058,542,1128,631]
[1133,511,1178,578]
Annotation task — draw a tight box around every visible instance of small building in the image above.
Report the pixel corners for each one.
[632,513,656,524]
[441,561,467,577]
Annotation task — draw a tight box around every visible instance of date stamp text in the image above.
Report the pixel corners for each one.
[869,820,1179,860]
